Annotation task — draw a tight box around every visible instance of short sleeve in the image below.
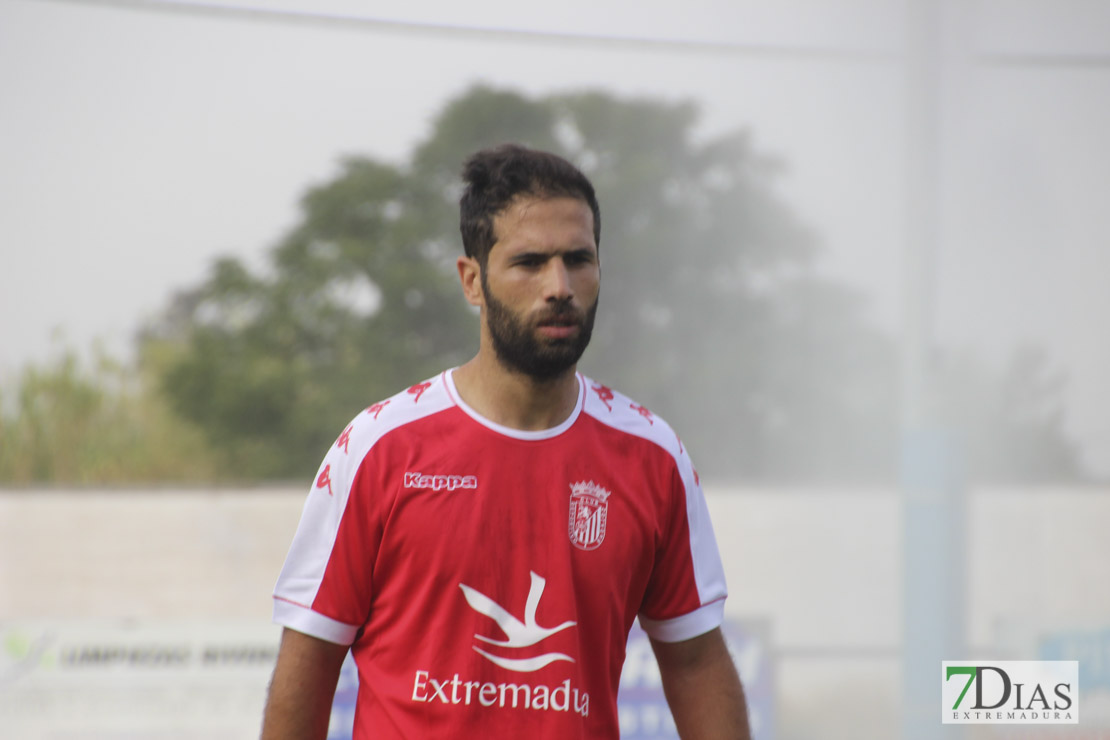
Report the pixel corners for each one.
[272,418,382,645]
[637,450,728,643]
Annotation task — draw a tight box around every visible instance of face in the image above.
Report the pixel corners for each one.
[474,196,600,381]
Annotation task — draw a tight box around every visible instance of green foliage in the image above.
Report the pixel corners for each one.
[143,155,476,478]
[0,347,219,484]
[140,84,1084,483]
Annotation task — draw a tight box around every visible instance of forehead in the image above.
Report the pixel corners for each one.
[490,196,596,255]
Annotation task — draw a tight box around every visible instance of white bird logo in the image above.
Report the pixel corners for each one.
[458,571,576,672]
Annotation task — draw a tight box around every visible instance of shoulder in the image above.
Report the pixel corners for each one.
[579,375,689,466]
[319,372,456,485]
[355,372,455,438]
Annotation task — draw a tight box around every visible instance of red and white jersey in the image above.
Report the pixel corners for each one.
[273,369,728,739]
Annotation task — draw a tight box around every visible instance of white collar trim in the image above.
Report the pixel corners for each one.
[443,368,585,440]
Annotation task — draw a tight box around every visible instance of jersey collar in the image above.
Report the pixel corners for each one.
[443,368,586,441]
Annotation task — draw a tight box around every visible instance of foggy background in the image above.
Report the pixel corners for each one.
[1,0,1108,738]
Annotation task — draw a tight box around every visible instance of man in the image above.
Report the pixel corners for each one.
[262,144,750,739]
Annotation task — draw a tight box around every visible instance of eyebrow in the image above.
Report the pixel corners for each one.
[510,247,596,263]
[563,247,597,260]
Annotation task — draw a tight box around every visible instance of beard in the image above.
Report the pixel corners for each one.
[481,270,598,382]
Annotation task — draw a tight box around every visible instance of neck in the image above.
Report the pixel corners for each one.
[452,349,580,432]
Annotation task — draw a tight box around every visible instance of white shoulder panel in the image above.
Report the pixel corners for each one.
[580,375,686,459]
[272,372,456,643]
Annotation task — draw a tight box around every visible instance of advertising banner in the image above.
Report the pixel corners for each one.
[0,620,281,739]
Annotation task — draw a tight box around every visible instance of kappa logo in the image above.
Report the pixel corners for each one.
[459,571,576,673]
[315,464,333,496]
[629,403,654,425]
[403,472,478,492]
[568,481,610,551]
[591,383,614,411]
[408,381,432,403]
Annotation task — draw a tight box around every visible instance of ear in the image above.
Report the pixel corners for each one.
[457,255,483,307]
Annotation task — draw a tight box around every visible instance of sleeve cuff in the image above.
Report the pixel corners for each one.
[638,598,725,643]
[273,595,360,646]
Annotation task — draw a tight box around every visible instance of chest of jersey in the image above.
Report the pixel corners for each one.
[362,411,674,623]
[336,409,679,731]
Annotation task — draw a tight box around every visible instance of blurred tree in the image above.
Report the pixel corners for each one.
[140,85,1083,483]
[0,347,219,484]
[143,159,474,478]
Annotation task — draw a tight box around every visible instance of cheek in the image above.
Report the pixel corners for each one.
[486,275,537,312]
[575,270,601,299]
[497,277,536,303]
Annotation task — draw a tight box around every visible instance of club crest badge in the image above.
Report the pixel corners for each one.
[568,481,610,551]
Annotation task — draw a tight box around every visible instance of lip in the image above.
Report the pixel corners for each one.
[537,324,579,339]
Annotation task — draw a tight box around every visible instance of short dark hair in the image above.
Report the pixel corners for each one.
[459,144,601,265]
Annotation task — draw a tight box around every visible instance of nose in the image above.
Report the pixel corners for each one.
[543,259,573,302]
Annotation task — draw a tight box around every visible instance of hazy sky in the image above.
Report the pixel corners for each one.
[1,0,1108,476]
